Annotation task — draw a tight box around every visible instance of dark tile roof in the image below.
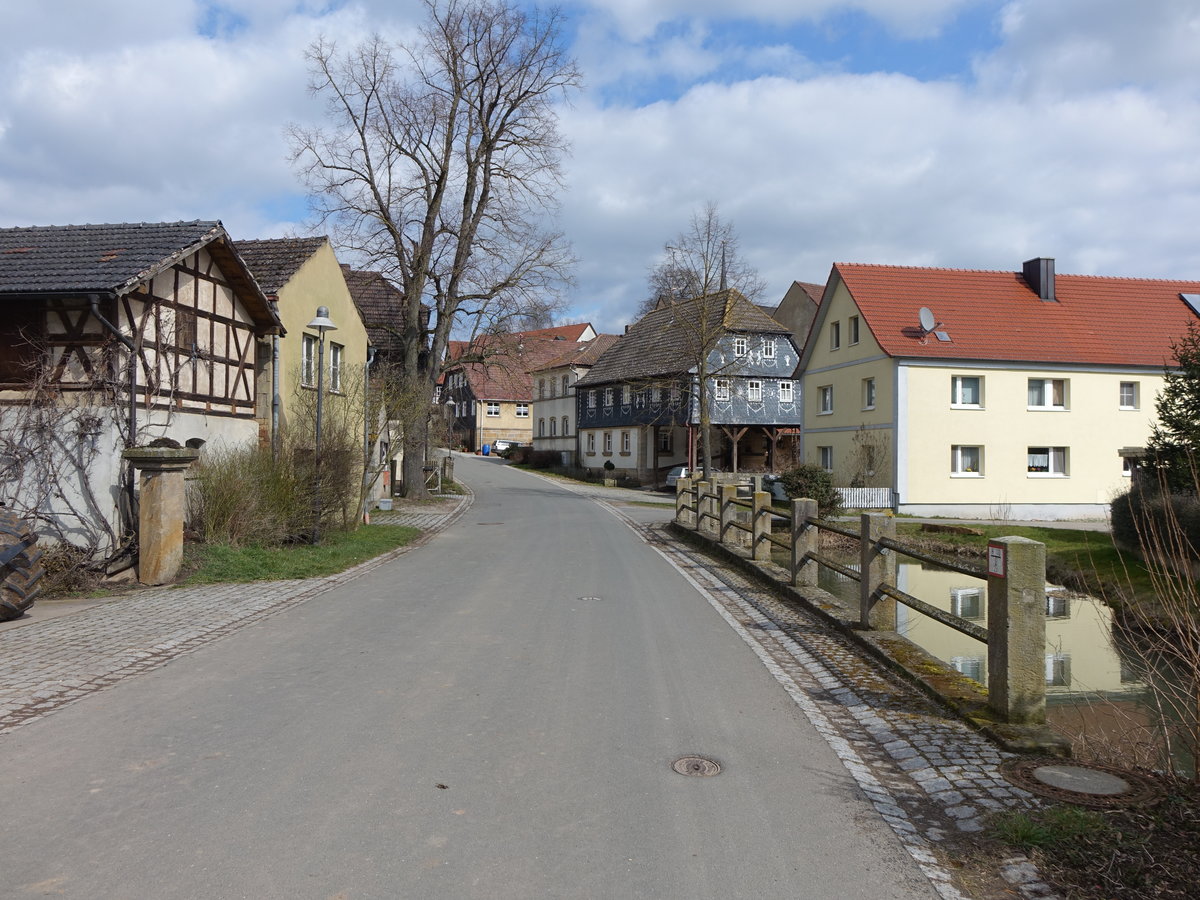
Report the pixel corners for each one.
[233,236,328,294]
[0,220,226,295]
[577,290,787,386]
[531,333,621,373]
[341,265,407,356]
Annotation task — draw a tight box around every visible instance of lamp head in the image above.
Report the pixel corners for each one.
[307,306,338,332]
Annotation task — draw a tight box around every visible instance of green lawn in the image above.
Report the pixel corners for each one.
[181,524,421,584]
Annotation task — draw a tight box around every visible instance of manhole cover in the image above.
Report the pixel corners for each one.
[1000,757,1164,808]
[672,756,721,777]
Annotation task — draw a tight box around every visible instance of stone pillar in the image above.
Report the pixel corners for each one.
[859,513,896,631]
[987,536,1047,724]
[675,476,694,528]
[696,481,715,536]
[122,447,200,586]
[719,483,739,548]
[752,491,771,562]
[791,498,818,587]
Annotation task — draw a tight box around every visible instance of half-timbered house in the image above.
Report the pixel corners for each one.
[0,221,282,554]
[574,290,803,484]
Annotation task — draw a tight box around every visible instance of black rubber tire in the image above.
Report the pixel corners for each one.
[0,509,44,622]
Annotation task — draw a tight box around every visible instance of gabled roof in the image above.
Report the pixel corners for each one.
[0,220,281,332]
[341,265,408,357]
[529,322,595,342]
[530,333,621,374]
[835,262,1200,367]
[233,236,328,295]
[449,335,588,401]
[577,289,788,386]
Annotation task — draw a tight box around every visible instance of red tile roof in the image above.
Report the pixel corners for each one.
[837,262,1200,367]
[447,334,590,402]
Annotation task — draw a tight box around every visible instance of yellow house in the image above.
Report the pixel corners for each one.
[800,258,1200,519]
[234,237,370,449]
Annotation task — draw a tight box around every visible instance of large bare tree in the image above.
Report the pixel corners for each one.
[289,0,579,497]
[640,202,766,317]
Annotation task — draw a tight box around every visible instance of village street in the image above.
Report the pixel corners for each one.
[0,455,1036,899]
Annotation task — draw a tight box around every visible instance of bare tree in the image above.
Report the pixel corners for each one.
[640,202,766,318]
[289,0,580,497]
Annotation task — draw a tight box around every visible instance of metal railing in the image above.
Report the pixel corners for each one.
[674,477,1048,725]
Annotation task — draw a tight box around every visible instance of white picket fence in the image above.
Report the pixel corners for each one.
[836,486,894,509]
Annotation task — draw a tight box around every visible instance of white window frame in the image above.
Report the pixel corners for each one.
[862,377,875,410]
[1119,381,1139,410]
[486,401,500,417]
[1028,378,1068,411]
[818,385,833,414]
[538,379,546,399]
[604,387,614,407]
[515,403,529,418]
[734,336,748,357]
[714,379,731,402]
[951,375,982,408]
[779,380,794,403]
[561,374,570,395]
[763,338,776,359]
[329,342,343,392]
[658,429,672,452]
[1027,446,1069,476]
[950,587,984,620]
[301,334,317,387]
[561,416,569,436]
[621,431,631,453]
[586,432,595,453]
[747,380,762,403]
[603,431,612,453]
[538,418,545,436]
[549,417,557,436]
[622,385,631,404]
[951,445,982,476]
[588,390,597,410]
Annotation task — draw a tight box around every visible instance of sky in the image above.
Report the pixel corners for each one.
[2,0,1198,333]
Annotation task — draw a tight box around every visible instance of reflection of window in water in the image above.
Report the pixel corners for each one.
[1045,653,1071,686]
[951,656,985,683]
[1045,593,1071,618]
[1119,657,1142,684]
[950,587,983,620]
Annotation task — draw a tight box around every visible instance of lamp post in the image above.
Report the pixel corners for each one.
[307,305,337,543]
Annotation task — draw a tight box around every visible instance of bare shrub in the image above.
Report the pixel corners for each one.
[188,444,309,546]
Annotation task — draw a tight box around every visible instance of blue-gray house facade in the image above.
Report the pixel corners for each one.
[575,290,804,483]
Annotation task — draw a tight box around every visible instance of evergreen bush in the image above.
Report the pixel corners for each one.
[778,463,843,517]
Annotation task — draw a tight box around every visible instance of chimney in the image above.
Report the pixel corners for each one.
[625,324,631,334]
[1022,257,1056,301]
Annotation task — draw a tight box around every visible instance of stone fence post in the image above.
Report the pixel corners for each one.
[860,513,896,631]
[752,491,771,562]
[675,476,694,528]
[987,536,1047,724]
[122,447,200,586]
[791,498,818,587]
[719,483,739,548]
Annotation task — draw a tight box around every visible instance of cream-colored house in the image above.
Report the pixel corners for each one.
[530,334,620,465]
[800,258,1200,519]
[234,237,370,449]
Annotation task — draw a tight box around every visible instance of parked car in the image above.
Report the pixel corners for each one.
[664,465,722,489]
[490,439,518,453]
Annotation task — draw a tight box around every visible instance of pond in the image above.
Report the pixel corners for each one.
[817,560,1195,776]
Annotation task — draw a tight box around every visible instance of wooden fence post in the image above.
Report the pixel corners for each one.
[791,498,818,587]
[987,537,1047,724]
[752,491,771,562]
[859,513,896,630]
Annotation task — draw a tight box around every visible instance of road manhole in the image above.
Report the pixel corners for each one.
[1000,757,1164,808]
[672,756,721,777]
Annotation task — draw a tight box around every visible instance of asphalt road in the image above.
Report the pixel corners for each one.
[2,456,939,899]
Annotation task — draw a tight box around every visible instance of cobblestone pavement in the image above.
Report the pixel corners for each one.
[0,493,469,736]
[597,499,1060,900]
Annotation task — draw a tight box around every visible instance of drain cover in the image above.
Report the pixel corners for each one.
[672,756,721,777]
[1000,757,1164,808]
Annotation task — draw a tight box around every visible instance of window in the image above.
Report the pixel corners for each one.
[586,432,595,453]
[818,385,833,414]
[650,386,661,404]
[951,657,985,682]
[951,375,982,407]
[848,315,860,345]
[603,431,612,453]
[818,446,833,471]
[779,381,794,403]
[549,417,557,436]
[829,321,841,350]
[329,342,343,392]
[669,385,681,406]
[658,429,673,452]
[1028,446,1068,476]
[515,403,529,417]
[763,338,776,359]
[950,588,983,620]
[621,431,631,453]
[538,379,546,399]
[561,416,569,436]
[1122,456,1133,477]
[748,380,762,402]
[862,377,875,410]
[549,378,556,398]
[1028,378,1067,410]
[604,387,614,407]
[1045,653,1072,687]
[175,307,197,352]
[734,336,748,356]
[588,390,597,410]
[486,402,500,417]
[301,334,317,387]
[635,390,646,408]
[538,418,545,436]
[714,379,731,401]
[622,385,631,404]
[1046,595,1071,619]
[1120,381,1139,409]
[951,445,982,476]
[562,374,570,395]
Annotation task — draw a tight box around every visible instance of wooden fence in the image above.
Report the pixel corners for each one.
[675,477,1048,725]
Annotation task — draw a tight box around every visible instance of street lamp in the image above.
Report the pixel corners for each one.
[307,305,337,543]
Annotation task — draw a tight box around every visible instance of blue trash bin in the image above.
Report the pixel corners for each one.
[482,444,490,455]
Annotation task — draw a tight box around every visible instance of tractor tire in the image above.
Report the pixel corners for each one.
[0,509,44,622]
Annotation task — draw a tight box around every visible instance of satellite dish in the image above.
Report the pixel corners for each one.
[918,307,937,333]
